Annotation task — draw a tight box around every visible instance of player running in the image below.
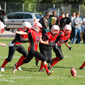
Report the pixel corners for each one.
[0,22,31,72]
[49,24,72,69]
[39,24,72,71]
[13,22,54,76]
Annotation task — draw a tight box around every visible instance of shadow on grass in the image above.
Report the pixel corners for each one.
[52,65,79,70]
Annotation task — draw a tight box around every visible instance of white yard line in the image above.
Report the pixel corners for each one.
[0,75,85,83]
[4,75,85,80]
[0,75,2,76]
[0,79,15,82]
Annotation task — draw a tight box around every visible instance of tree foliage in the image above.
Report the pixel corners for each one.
[1,0,85,4]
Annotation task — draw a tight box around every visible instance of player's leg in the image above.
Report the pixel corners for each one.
[79,61,85,70]
[13,52,33,74]
[39,46,48,71]
[51,45,64,68]
[34,51,53,76]
[15,45,28,71]
[47,49,52,69]
[1,46,17,71]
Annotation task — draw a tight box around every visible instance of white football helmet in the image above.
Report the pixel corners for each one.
[22,22,32,29]
[64,24,72,31]
[32,22,42,32]
[51,25,60,34]
[64,24,72,34]
[0,20,5,34]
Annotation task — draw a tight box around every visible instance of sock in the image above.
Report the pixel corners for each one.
[80,61,85,68]
[1,59,8,68]
[44,64,49,74]
[40,61,44,70]
[16,60,24,69]
[16,56,26,65]
[51,57,61,67]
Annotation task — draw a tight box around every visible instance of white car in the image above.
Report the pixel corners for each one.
[4,12,41,31]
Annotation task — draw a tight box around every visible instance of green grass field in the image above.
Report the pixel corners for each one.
[0,38,85,85]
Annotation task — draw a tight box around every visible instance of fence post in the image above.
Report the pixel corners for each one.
[53,4,55,10]
[79,5,80,14]
[22,3,24,12]
[4,2,6,14]
[29,4,30,12]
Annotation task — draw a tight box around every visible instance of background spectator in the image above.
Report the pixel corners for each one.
[39,12,50,38]
[59,12,65,31]
[70,12,76,44]
[64,12,71,26]
[73,13,82,44]
[49,11,60,28]
[82,18,85,43]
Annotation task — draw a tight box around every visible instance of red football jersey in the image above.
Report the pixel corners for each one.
[14,28,28,45]
[28,29,42,51]
[57,31,70,46]
[44,32,59,43]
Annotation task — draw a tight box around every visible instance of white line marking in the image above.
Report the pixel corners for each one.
[4,75,85,80]
[0,79,15,82]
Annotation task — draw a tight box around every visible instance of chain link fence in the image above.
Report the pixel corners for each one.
[0,2,85,17]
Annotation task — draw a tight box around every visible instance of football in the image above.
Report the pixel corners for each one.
[71,68,77,77]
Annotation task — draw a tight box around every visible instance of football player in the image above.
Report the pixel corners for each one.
[0,22,31,72]
[39,25,60,71]
[0,20,6,47]
[13,22,54,76]
[39,24,72,71]
[49,24,72,69]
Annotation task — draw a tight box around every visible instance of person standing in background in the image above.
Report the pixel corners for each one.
[73,13,82,44]
[59,12,65,31]
[39,12,50,38]
[50,11,60,27]
[70,12,76,44]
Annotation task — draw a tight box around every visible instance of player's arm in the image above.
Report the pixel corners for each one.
[16,31,28,35]
[65,41,72,50]
[40,38,49,45]
[0,43,6,47]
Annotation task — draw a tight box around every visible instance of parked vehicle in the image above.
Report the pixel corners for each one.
[4,12,41,31]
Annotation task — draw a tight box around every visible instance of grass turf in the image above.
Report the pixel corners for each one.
[0,38,85,85]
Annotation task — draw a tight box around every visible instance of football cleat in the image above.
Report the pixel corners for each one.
[79,67,84,70]
[13,66,17,74]
[39,69,43,72]
[47,71,54,76]
[14,64,22,71]
[0,67,5,72]
[18,67,22,71]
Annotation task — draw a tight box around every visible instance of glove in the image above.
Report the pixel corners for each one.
[8,41,14,47]
[49,42,55,47]
[49,42,57,47]
[69,47,72,50]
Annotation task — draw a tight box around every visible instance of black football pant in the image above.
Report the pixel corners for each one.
[39,43,52,63]
[53,45,64,60]
[23,50,46,63]
[6,44,28,62]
